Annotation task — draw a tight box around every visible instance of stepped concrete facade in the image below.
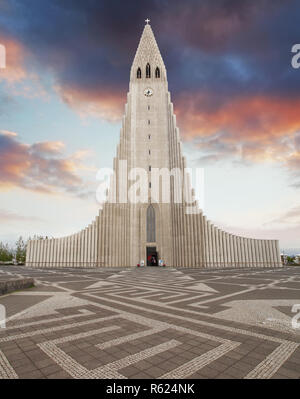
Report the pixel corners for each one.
[26,23,281,268]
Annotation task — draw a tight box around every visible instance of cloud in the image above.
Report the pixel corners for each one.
[0,130,93,196]
[177,93,300,183]
[31,141,65,155]
[0,129,17,137]
[0,37,27,83]
[0,209,43,223]
[0,0,300,167]
[54,84,124,122]
[176,93,300,141]
[267,205,300,226]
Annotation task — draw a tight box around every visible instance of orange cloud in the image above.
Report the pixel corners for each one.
[0,130,18,137]
[0,37,27,83]
[175,93,300,143]
[0,131,93,195]
[31,141,65,154]
[54,84,124,122]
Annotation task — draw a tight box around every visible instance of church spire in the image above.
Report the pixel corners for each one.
[130,21,166,82]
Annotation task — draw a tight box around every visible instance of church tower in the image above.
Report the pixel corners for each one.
[26,22,281,268]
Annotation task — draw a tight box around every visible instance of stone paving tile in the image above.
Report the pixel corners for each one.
[0,265,299,379]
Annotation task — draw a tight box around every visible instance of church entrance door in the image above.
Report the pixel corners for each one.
[147,246,158,266]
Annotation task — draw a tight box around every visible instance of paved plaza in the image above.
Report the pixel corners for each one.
[0,265,300,379]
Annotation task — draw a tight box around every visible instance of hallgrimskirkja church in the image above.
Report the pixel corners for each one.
[26,22,281,268]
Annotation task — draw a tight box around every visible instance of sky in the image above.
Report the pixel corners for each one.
[0,0,300,251]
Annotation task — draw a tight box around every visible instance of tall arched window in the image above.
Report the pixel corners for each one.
[147,204,155,242]
[137,67,141,79]
[146,63,151,78]
[155,67,160,78]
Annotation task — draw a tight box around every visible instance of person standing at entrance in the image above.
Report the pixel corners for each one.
[151,256,157,266]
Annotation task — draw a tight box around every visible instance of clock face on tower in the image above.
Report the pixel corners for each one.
[144,88,153,97]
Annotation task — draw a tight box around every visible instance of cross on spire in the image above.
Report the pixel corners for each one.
[145,18,150,25]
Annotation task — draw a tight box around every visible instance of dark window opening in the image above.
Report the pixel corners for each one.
[146,63,151,78]
[155,67,160,78]
[148,105,150,110]
[148,135,151,139]
[137,68,141,79]
[149,165,151,171]
[148,120,150,125]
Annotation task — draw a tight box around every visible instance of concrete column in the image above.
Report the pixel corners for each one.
[39,240,44,268]
[68,236,72,267]
[208,225,213,267]
[54,238,58,267]
[33,240,38,267]
[261,240,267,267]
[30,241,35,267]
[50,239,54,268]
[56,238,60,268]
[253,240,259,267]
[48,239,53,267]
[236,236,241,268]
[269,240,274,267]
[37,240,42,267]
[65,236,69,267]
[219,230,224,268]
[73,233,79,267]
[239,237,244,268]
[95,219,99,267]
[59,238,63,268]
[36,239,41,267]
[257,240,263,268]
[26,240,31,267]
[74,234,78,267]
[253,240,256,267]
[62,237,66,267]
[32,240,36,267]
[240,237,245,268]
[59,238,63,267]
[108,204,113,267]
[85,227,90,268]
[192,214,199,267]
[26,240,30,266]
[243,237,249,267]
[44,239,48,268]
[247,238,252,267]
[89,224,93,267]
[230,234,234,267]
[225,233,229,267]
[102,210,106,267]
[112,208,117,267]
[199,214,205,268]
[80,230,84,266]
[103,203,108,267]
[203,217,209,268]
[268,240,274,267]
[178,205,184,267]
[51,239,55,268]
[85,228,89,268]
[275,240,281,267]
[73,234,76,267]
[66,236,70,267]
[67,236,71,266]
[270,240,275,267]
[57,237,64,267]
[63,237,67,267]
[91,223,95,267]
[264,240,270,267]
